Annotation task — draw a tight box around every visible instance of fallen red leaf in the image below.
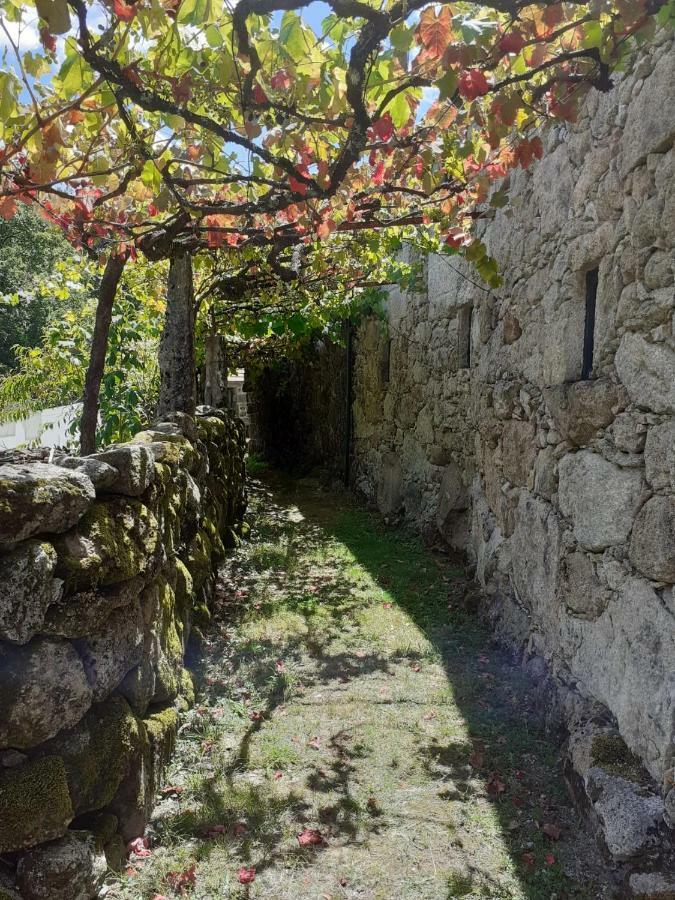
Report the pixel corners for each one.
[521,852,535,868]
[308,736,321,750]
[167,866,196,893]
[410,663,421,673]
[238,866,256,884]
[126,836,151,858]
[297,828,324,847]
[545,852,556,865]
[486,772,506,795]
[233,822,248,837]
[161,785,184,796]
[274,771,283,780]
[542,822,562,840]
[383,602,392,609]
[200,824,226,839]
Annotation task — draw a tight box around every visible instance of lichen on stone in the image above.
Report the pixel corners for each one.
[591,733,651,785]
[0,756,73,853]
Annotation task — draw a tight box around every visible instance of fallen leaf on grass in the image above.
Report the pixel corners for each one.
[167,865,196,894]
[238,867,256,884]
[297,828,325,847]
[383,602,392,609]
[151,895,169,900]
[542,822,562,840]
[249,711,263,722]
[199,824,226,839]
[521,852,535,868]
[126,836,151,858]
[545,853,556,866]
[486,772,506,795]
[161,785,184,796]
[340,876,348,887]
[469,746,484,768]
[234,822,248,837]
[410,663,421,673]
[308,736,321,750]
[274,771,283,780]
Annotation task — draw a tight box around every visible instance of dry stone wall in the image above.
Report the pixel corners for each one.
[0,407,246,899]
[351,29,675,864]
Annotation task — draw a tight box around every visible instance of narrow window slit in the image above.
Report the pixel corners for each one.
[458,305,473,369]
[582,268,598,380]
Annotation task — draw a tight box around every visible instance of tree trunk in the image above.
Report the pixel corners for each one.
[204,327,227,409]
[79,252,127,455]
[157,250,196,419]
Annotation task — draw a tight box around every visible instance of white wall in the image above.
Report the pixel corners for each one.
[0,404,80,450]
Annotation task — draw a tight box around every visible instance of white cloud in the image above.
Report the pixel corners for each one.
[0,17,41,53]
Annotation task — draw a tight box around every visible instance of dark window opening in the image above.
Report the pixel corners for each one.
[381,338,393,384]
[582,267,598,380]
[458,305,473,369]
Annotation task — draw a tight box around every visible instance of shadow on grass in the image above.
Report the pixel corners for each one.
[249,472,608,900]
[143,473,608,899]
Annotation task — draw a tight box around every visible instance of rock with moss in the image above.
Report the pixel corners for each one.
[108,716,151,842]
[53,498,161,591]
[0,757,73,853]
[0,872,21,900]
[144,705,179,798]
[568,724,665,862]
[42,575,144,638]
[36,695,143,815]
[0,540,63,643]
[73,600,144,702]
[55,457,119,492]
[131,429,199,472]
[16,831,106,900]
[0,463,95,546]
[184,530,213,592]
[0,639,92,748]
[88,444,155,497]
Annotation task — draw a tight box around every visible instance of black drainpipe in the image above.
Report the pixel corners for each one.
[344,320,353,487]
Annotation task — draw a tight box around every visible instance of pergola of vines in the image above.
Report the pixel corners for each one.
[0,0,668,448]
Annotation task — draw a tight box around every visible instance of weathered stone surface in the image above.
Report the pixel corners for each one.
[16,831,106,900]
[568,578,675,782]
[56,456,119,492]
[558,451,643,551]
[627,872,675,899]
[37,696,142,815]
[54,498,160,590]
[559,551,610,619]
[615,334,675,414]
[567,726,663,862]
[436,462,468,527]
[0,463,95,545]
[501,420,537,486]
[621,42,675,175]
[644,421,675,491]
[0,541,62,643]
[74,600,144,702]
[377,451,403,518]
[89,444,155,496]
[610,411,648,454]
[544,379,622,446]
[0,639,92,748]
[0,757,73,853]
[511,493,560,621]
[42,576,144,638]
[629,496,675,583]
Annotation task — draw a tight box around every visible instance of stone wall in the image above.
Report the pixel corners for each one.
[0,407,246,898]
[350,30,674,864]
[247,335,349,479]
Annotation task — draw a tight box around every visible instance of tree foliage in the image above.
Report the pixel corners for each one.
[0,205,75,371]
[0,255,164,445]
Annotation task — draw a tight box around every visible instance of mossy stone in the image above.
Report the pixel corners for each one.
[0,756,73,853]
[36,696,142,815]
[591,733,650,785]
[185,530,213,591]
[53,498,160,591]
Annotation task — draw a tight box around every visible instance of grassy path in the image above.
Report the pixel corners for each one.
[109,473,616,899]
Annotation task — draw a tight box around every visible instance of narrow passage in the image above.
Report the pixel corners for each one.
[109,473,616,900]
